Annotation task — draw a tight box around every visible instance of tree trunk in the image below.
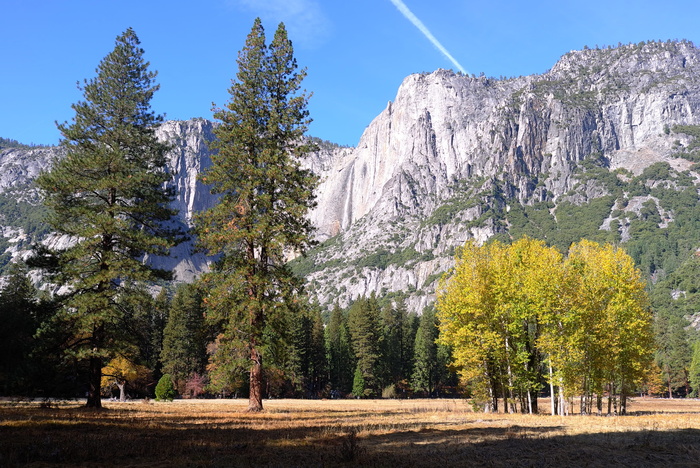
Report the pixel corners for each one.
[504,336,515,413]
[117,381,126,402]
[246,238,264,412]
[248,345,263,411]
[549,363,556,416]
[526,390,532,414]
[86,355,102,408]
[619,378,627,415]
[558,380,567,416]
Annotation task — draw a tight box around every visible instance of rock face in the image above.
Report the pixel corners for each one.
[302,40,700,311]
[150,119,218,282]
[312,41,700,236]
[3,41,700,311]
[0,119,219,282]
[0,147,58,193]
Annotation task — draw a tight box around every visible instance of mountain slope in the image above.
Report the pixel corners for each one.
[3,40,700,316]
[296,40,700,311]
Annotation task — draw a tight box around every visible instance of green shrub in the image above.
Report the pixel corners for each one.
[155,374,177,401]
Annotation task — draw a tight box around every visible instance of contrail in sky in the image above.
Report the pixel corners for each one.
[388,0,468,74]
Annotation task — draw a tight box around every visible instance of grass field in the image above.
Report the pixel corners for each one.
[1,397,700,467]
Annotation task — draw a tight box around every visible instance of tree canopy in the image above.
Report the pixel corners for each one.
[34,28,180,408]
[196,18,317,411]
[438,237,653,415]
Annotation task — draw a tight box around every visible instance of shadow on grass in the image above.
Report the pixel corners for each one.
[1,406,699,467]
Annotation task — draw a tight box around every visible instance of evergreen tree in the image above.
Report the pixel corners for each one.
[655,313,693,397]
[380,299,416,390]
[0,263,39,395]
[289,304,327,396]
[119,286,167,388]
[161,283,208,393]
[325,304,353,395]
[412,306,439,396]
[650,255,700,398]
[196,18,317,411]
[352,364,366,398]
[348,295,383,397]
[149,288,170,381]
[33,28,181,408]
[689,341,700,397]
[155,373,176,401]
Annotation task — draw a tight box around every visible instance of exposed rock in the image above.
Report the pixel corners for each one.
[298,41,700,311]
[4,41,700,312]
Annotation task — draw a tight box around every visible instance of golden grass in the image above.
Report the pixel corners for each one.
[1,397,699,467]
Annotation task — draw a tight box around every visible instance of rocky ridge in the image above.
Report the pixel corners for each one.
[300,40,700,311]
[2,41,700,312]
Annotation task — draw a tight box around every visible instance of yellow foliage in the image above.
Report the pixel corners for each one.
[437,236,653,409]
[101,355,150,388]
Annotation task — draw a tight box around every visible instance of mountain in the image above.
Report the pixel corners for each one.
[299,40,700,313]
[3,40,700,318]
[0,119,218,283]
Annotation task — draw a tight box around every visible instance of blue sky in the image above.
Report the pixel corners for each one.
[3,0,700,147]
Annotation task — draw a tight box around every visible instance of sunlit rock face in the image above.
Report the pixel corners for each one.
[313,42,700,231]
[303,41,700,311]
[3,42,700,310]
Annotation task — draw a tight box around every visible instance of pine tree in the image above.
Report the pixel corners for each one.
[0,263,39,395]
[412,306,439,396]
[380,299,416,390]
[34,28,180,408]
[196,18,317,411]
[118,286,167,389]
[149,288,170,381]
[325,305,353,395]
[348,295,383,397]
[654,313,692,397]
[161,283,208,392]
[289,304,327,396]
[689,341,700,397]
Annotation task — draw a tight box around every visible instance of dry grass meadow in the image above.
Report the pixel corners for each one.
[1,397,700,467]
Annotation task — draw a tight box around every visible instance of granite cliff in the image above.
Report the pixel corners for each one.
[300,40,700,311]
[3,41,700,311]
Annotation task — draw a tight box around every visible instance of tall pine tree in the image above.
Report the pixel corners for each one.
[34,28,180,408]
[412,306,440,396]
[289,304,327,396]
[380,299,417,391]
[325,304,353,395]
[348,295,383,397]
[196,18,317,411]
[0,263,40,395]
[161,283,208,393]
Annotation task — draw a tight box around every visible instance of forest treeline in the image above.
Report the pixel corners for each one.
[0,269,458,400]
[3,245,700,408]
